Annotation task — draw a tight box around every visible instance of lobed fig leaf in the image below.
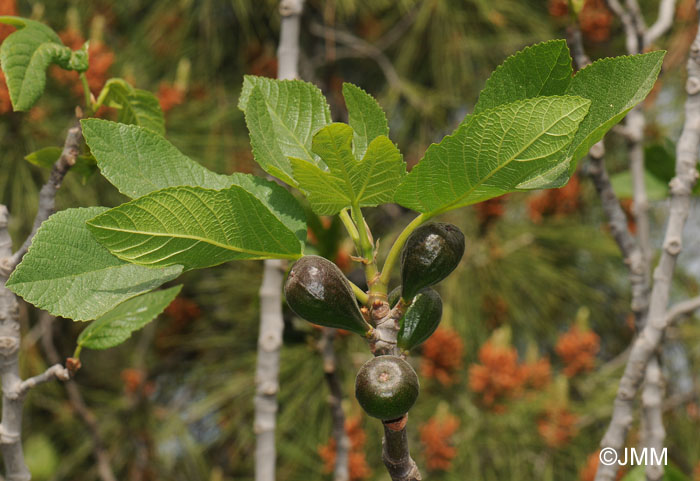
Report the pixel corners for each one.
[389,287,443,351]
[284,255,369,335]
[400,222,465,300]
[355,355,419,420]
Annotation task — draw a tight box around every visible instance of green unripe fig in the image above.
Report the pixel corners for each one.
[355,355,419,420]
[284,255,369,335]
[400,222,465,300]
[388,287,442,351]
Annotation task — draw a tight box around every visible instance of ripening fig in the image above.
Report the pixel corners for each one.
[284,255,370,335]
[355,355,419,420]
[400,222,465,300]
[388,286,443,351]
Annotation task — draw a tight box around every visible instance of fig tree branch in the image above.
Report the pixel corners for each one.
[645,0,677,45]
[569,20,661,480]
[38,312,117,481]
[0,205,71,481]
[254,3,305,480]
[591,3,677,479]
[307,22,427,114]
[595,5,700,480]
[10,122,82,269]
[382,417,421,481]
[665,295,700,325]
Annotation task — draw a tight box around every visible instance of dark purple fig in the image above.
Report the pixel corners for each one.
[355,355,419,420]
[284,255,369,335]
[400,222,465,300]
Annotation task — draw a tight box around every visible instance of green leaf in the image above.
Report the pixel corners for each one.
[82,119,232,197]
[96,78,165,135]
[87,185,304,269]
[342,83,390,158]
[81,119,306,242]
[609,169,669,201]
[6,207,182,321]
[291,123,405,215]
[644,140,676,183]
[565,51,665,165]
[394,96,591,214]
[238,75,332,186]
[470,47,664,188]
[473,39,573,114]
[0,16,88,110]
[24,146,62,168]
[77,286,181,350]
[25,147,97,184]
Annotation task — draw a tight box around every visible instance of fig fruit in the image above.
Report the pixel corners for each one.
[284,255,369,335]
[388,286,443,351]
[400,222,465,300]
[355,355,419,420]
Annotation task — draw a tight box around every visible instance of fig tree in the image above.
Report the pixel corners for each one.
[284,255,370,335]
[355,355,419,420]
[400,222,465,300]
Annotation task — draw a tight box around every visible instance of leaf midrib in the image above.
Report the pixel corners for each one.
[18,41,62,106]
[88,224,300,260]
[262,90,316,165]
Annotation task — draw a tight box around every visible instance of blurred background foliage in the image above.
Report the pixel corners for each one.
[2,0,700,480]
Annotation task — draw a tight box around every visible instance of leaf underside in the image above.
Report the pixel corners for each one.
[0,16,88,110]
[6,207,182,321]
[77,286,182,350]
[81,119,307,244]
[394,95,591,214]
[87,185,304,269]
[238,75,332,186]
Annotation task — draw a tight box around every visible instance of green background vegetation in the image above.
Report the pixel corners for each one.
[2,0,700,480]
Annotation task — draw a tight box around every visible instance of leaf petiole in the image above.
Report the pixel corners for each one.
[350,203,380,293]
[80,72,94,115]
[348,279,369,305]
[376,213,429,292]
[339,208,361,249]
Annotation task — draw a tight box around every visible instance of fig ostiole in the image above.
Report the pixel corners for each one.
[284,255,370,335]
[355,355,419,420]
[400,222,465,300]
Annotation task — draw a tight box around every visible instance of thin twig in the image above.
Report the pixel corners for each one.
[595,5,700,479]
[367,300,421,480]
[645,0,678,45]
[373,5,419,51]
[665,295,700,325]
[318,328,350,481]
[39,313,117,481]
[10,364,69,399]
[605,0,644,53]
[10,123,82,269]
[308,22,427,114]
